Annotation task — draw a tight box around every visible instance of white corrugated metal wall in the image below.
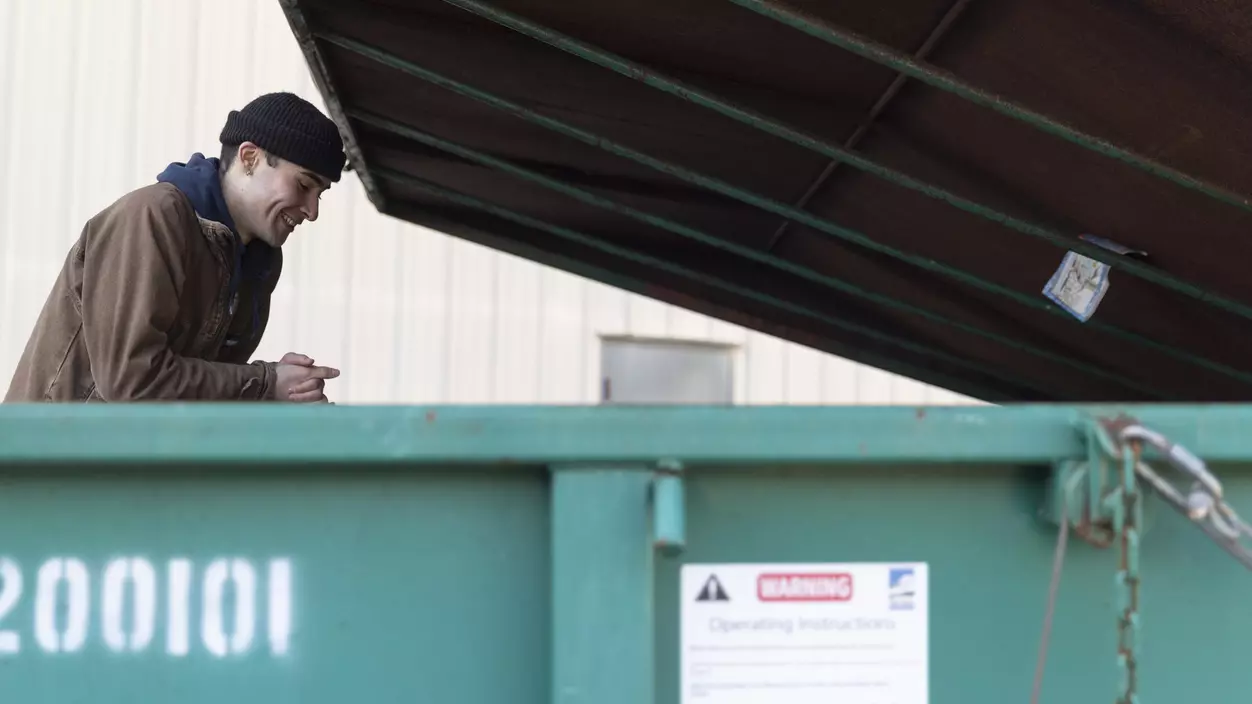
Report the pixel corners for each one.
[0,0,981,406]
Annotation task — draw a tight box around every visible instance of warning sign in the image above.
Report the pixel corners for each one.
[681,562,928,704]
[757,572,852,602]
[695,574,730,602]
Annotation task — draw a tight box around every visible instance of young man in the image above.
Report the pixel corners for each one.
[5,92,344,403]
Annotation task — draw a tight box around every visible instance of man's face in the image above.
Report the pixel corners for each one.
[233,144,331,248]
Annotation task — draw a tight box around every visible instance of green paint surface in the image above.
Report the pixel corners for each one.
[656,465,1252,702]
[0,467,551,703]
[0,405,1249,702]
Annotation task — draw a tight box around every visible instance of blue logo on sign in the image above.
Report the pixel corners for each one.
[888,567,916,610]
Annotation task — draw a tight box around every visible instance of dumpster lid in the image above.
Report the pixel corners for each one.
[280,0,1252,403]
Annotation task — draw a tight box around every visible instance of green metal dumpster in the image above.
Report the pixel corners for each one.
[0,403,1249,703]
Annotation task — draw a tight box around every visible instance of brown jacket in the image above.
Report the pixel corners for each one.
[4,183,282,402]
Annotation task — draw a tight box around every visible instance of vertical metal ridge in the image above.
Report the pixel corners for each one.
[442,230,455,404]
[186,2,202,150]
[122,0,143,194]
[0,0,23,323]
[339,188,359,385]
[578,271,591,404]
[487,248,501,403]
[392,217,408,403]
[61,2,85,245]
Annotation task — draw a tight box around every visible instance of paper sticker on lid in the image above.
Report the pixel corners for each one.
[1043,251,1110,322]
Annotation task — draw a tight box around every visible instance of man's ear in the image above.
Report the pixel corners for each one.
[238,142,263,175]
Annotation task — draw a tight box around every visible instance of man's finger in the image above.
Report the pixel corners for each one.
[280,352,315,366]
[288,389,329,403]
[288,377,325,394]
[303,365,340,380]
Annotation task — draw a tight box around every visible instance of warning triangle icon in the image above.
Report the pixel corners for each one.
[696,574,730,602]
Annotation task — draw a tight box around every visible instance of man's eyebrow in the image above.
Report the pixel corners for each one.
[301,169,332,189]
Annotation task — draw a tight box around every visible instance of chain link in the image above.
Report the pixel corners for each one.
[1114,436,1142,704]
[1119,422,1252,570]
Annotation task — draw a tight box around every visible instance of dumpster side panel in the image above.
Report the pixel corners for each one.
[0,466,551,704]
[3,406,1252,702]
[656,464,1252,703]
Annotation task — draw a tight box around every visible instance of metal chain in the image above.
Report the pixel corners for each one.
[1118,423,1252,570]
[1102,416,1252,704]
[1069,414,1252,704]
[1114,437,1143,704]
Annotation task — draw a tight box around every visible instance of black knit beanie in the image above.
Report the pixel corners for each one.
[219,92,346,182]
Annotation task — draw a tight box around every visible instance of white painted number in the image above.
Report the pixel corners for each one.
[102,558,157,652]
[202,559,256,657]
[0,556,292,658]
[268,559,292,656]
[167,559,192,656]
[0,558,21,655]
[35,558,90,653]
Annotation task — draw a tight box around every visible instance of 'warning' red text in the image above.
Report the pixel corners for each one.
[756,573,853,602]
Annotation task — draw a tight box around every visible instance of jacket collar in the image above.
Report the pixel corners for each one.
[156,153,238,234]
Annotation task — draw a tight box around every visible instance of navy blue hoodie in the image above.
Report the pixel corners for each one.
[156,153,274,348]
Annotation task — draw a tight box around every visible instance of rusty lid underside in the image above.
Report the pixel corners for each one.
[281,0,1252,403]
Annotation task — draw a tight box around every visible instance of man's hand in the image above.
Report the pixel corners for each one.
[273,352,339,403]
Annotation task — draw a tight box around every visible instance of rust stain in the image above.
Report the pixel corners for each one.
[425,410,437,423]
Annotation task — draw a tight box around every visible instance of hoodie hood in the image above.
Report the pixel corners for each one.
[155,153,275,277]
[156,153,238,234]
